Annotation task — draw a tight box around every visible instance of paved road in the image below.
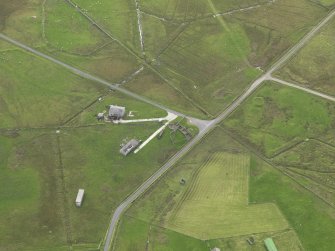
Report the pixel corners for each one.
[270,77,335,102]
[1,7,334,251]
[0,34,213,130]
[102,8,335,251]
[0,33,190,118]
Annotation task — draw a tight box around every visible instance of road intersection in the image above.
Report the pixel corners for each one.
[1,7,334,251]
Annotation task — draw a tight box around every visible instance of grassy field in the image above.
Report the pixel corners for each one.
[0,34,193,250]
[276,17,335,97]
[0,121,190,250]
[273,139,335,172]
[60,123,189,245]
[250,156,335,251]
[154,17,262,116]
[114,128,298,250]
[115,216,208,251]
[223,81,335,157]
[207,229,302,251]
[44,0,105,53]
[125,69,206,118]
[165,152,288,240]
[0,0,44,46]
[143,0,328,116]
[0,47,105,128]
[1,0,142,83]
[141,0,279,21]
[0,130,68,251]
[1,0,329,118]
[70,0,141,54]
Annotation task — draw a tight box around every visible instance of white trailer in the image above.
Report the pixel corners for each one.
[75,189,85,207]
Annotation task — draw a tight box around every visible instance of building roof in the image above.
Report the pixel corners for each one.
[264,238,278,251]
[109,105,126,118]
[120,139,140,156]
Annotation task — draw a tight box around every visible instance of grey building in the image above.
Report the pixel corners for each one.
[108,105,126,120]
[120,139,141,156]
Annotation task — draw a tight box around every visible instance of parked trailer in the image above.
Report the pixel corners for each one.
[75,189,85,207]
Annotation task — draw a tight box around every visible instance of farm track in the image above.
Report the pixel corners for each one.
[56,135,73,245]
[1,6,335,251]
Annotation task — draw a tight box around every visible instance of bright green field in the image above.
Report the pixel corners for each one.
[223,82,335,157]
[165,152,288,240]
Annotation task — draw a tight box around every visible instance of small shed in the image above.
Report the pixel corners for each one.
[75,189,85,207]
[97,113,104,121]
[264,238,278,251]
[108,105,126,120]
[120,139,140,156]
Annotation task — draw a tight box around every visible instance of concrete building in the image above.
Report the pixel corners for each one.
[108,105,126,120]
[75,189,85,207]
[120,139,140,156]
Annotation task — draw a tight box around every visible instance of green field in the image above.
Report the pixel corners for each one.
[207,229,302,251]
[1,0,335,250]
[0,47,105,128]
[276,17,335,97]
[0,120,190,250]
[273,139,335,172]
[143,0,328,116]
[1,0,330,118]
[165,152,288,240]
[114,128,300,250]
[223,82,335,157]
[0,33,193,250]
[115,216,208,251]
[250,156,335,251]
[0,131,69,250]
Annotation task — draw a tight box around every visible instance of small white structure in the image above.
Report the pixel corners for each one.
[211,248,221,251]
[75,189,85,207]
[97,112,105,120]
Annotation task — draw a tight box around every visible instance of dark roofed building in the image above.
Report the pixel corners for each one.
[109,105,126,120]
[120,139,140,156]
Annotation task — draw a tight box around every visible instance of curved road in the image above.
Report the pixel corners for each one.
[1,8,334,251]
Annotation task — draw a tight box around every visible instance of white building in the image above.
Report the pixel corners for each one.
[75,189,85,207]
[211,248,221,251]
